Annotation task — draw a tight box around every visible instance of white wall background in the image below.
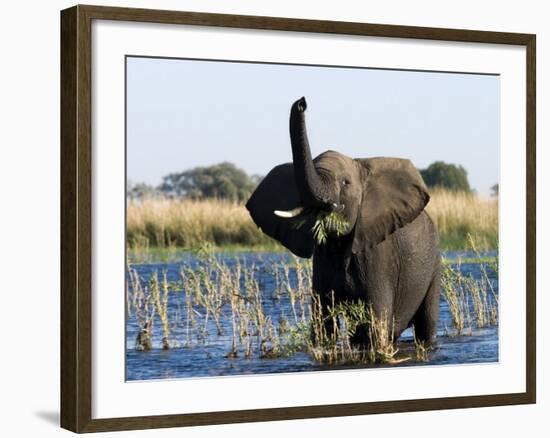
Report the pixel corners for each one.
[0,0,546,436]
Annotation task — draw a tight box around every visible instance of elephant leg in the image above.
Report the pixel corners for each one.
[412,271,440,346]
[323,291,338,335]
[350,324,370,347]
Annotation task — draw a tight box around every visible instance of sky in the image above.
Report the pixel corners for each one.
[126,57,499,196]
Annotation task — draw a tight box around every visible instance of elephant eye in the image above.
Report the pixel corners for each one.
[342,179,350,186]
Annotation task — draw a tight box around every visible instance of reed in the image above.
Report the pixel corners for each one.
[128,267,155,351]
[306,296,410,365]
[126,241,498,365]
[441,235,498,336]
[413,329,430,362]
[150,271,171,349]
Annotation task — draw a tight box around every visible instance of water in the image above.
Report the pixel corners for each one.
[126,251,498,381]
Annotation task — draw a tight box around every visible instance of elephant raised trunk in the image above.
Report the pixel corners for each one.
[246,97,439,346]
[289,97,332,208]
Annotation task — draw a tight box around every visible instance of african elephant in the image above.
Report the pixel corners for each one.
[246,97,440,346]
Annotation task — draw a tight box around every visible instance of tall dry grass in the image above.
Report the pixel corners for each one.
[425,188,498,250]
[127,197,272,249]
[127,189,498,251]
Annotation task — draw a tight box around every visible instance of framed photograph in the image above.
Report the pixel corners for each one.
[60,4,536,433]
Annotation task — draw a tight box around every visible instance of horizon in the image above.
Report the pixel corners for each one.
[127,159,492,197]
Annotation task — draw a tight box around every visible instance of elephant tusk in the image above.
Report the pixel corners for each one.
[274,206,304,218]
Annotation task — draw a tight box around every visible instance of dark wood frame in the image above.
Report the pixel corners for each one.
[60,4,536,433]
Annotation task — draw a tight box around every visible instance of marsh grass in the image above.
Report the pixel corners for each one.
[308,298,408,365]
[150,271,170,350]
[128,267,155,351]
[127,238,497,369]
[441,235,498,336]
[127,189,498,252]
[425,188,498,250]
[127,198,272,250]
[413,329,430,362]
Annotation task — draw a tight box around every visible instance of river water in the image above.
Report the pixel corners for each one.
[126,251,498,381]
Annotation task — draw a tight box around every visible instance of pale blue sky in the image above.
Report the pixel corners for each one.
[127,57,499,195]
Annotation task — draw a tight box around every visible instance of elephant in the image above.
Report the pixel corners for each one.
[246,97,440,346]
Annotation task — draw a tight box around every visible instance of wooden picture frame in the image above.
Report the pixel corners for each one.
[60,4,536,433]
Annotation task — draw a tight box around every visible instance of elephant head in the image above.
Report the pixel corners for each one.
[246,97,430,257]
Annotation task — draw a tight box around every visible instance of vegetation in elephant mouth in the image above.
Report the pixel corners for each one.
[294,210,350,245]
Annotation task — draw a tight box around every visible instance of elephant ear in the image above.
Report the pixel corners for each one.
[352,157,430,253]
[246,163,315,258]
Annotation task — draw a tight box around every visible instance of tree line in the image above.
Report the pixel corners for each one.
[128,160,496,201]
[128,162,262,202]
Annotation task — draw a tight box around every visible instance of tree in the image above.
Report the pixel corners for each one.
[419,161,471,192]
[490,183,499,197]
[158,162,258,202]
[127,181,159,200]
